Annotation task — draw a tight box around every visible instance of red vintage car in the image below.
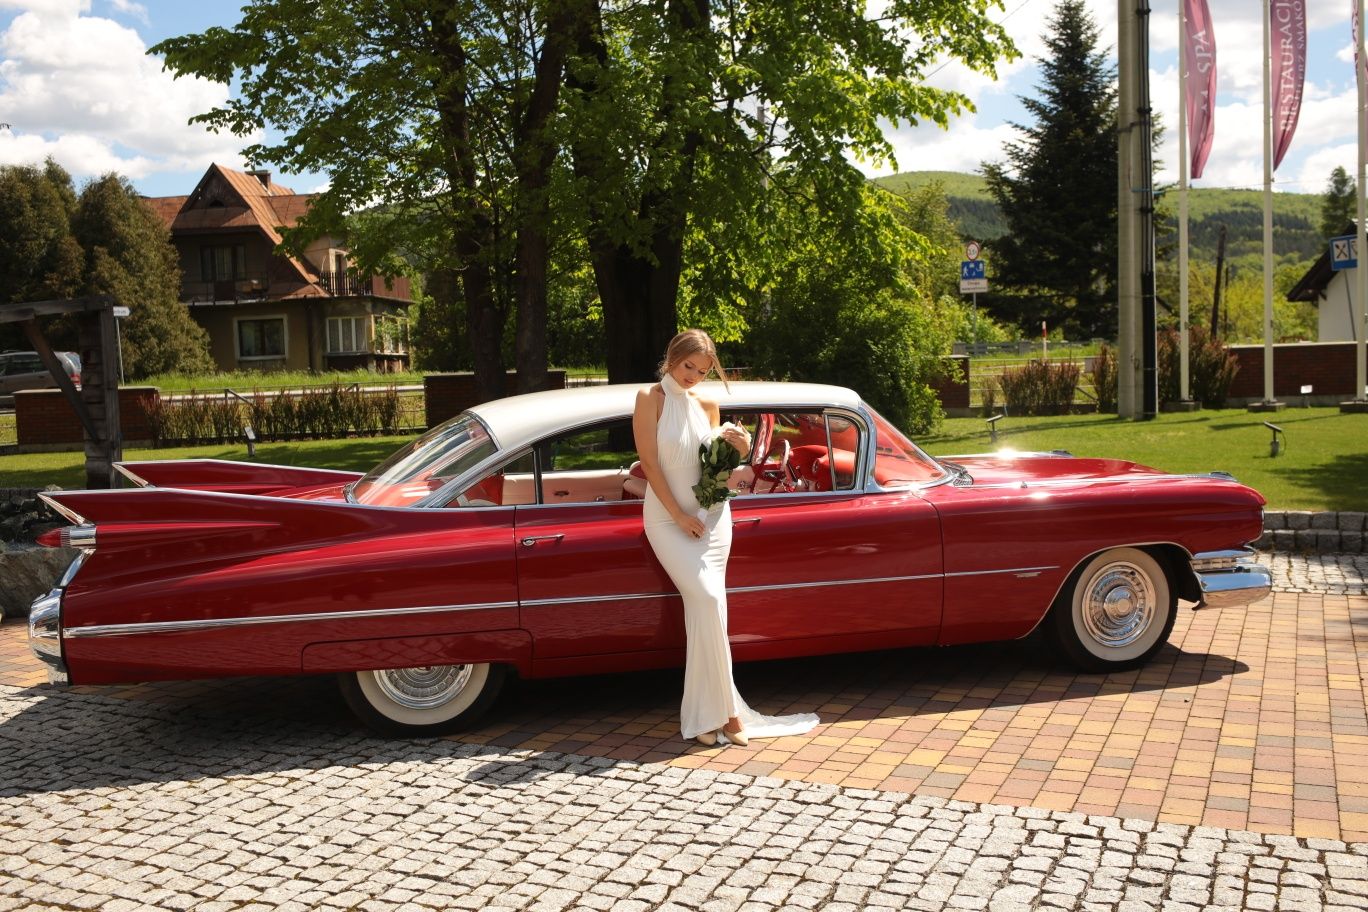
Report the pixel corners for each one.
[28,382,1270,735]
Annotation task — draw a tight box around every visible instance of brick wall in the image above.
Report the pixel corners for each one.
[1228,342,1362,400]
[424,371,568,428]
[931,356,970,412]
[14,387,159,450]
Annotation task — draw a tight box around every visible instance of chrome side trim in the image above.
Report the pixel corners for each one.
[944,566,1059,578]
[63,600,520,639]
[521,573,945,608]
[27,591,67,684]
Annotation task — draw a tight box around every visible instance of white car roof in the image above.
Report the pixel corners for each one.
[468,380,865,453]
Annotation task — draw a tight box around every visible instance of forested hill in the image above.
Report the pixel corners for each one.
[873,170,1328,268]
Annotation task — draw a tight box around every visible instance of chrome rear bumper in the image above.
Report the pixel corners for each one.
[1191,548,1272,609]
[28,590,68,684]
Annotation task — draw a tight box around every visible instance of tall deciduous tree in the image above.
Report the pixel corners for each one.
[981,0,1117,339]
[1320,165,1356,240]
[156,0,1016,389]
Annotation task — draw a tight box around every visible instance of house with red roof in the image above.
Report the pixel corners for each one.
[144,164,412,373]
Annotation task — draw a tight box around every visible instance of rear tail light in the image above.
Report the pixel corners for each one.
[37,524,96,550]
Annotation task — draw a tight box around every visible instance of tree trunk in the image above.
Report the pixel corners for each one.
[427,10,505,402]
[513,2,585,395]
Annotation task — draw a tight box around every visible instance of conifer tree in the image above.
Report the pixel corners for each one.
[982,0,1117,338]
[1320,165,1356,240]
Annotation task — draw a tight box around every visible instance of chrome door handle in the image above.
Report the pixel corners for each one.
[732,517,761,525]
[520,534,565,546]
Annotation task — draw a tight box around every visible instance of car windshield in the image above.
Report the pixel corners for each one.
[866,407,947,486]
[351,413,497,507]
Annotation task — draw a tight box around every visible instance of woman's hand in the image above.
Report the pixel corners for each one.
[720,424,751,458]
[673,510,706,539]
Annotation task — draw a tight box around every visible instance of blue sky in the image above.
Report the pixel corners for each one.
[0,0,1363,200]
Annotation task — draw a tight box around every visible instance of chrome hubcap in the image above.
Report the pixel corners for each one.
[1081,564,1155,647]
[372,665,473,710]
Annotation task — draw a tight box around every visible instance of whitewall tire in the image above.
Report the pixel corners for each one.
[1049,548,1177,673]
[338,662,506,736]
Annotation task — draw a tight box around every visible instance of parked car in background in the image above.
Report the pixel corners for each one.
[27,381,1271,737]
[0,351,82,405]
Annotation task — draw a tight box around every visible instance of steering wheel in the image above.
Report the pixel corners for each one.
[765,440,793,493]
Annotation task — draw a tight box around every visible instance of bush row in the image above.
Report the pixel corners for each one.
[982,328,1238,416]
[145,384,406,446]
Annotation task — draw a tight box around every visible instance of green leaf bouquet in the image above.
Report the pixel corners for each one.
[692,423,744,511]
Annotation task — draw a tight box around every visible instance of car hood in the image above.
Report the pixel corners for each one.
[944,452,1191,487]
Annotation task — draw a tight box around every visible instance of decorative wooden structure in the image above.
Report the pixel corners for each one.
[0,295,122,488]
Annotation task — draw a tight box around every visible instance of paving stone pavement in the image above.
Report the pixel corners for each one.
[2,551,1367,910]
[2,681,1367,912]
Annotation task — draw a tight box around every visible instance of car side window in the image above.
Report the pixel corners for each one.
[446,450,536,508]
[728,410,860,495]
[536,419,640,505]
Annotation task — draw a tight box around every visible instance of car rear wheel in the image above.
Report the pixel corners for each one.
[1049,548,1177,673]
[338,662,506,736]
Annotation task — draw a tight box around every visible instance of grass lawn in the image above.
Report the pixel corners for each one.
[1,407,1361,511]
[920,407,1367,512]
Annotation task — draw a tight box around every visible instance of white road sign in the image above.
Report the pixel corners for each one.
[965,241,981,261]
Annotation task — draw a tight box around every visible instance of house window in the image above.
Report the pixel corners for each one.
[200,245,246,281]
[327,316,367,354]
[237,317,286,359]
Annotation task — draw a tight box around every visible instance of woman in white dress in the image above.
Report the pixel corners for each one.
[632,329,820,747]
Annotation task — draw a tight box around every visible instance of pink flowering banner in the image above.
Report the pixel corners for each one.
[1269,0,1306,170]
[1184,0,1217,178]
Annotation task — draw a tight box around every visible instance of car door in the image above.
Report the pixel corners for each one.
[512,418,686,673]
[723,409,944,661]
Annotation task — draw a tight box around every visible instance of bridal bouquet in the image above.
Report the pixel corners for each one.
[692,423,744,511]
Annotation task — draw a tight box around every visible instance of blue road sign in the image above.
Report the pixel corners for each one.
[961,260,985,280]
[1330,235,1358,271]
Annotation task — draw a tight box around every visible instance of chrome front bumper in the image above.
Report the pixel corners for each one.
[1191,548,1272,609]
[28,590,68,684]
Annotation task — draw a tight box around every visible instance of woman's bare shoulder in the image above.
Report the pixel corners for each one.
[696,395,721,417]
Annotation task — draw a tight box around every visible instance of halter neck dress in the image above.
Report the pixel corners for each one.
[644,373,820,742]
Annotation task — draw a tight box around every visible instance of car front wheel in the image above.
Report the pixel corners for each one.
[1049,548,1177,673]
[338,663,506,736]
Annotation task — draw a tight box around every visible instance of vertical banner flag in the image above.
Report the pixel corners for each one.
[1269,0,1306,170]
[1356,1,1368,87]
[1184,0,1217,178]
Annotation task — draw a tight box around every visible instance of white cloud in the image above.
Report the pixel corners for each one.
[0,2,255,181]
[106,0,147,26]
[864,116,1023,178]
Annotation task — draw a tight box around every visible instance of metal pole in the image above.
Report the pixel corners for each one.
[1178,0,1191,403]
[1117,0,1138,418]
[1261,0,1276,404]
[1358,0,1368,401]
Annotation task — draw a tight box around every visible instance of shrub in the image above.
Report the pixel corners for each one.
[997,359,1080,416]
[1091,344,1118,413]
[1157,326,1239,408]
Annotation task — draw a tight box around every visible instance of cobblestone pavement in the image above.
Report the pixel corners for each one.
[1,554,1367,910]
[1266,552,1368,596]
[2,681,1367,912]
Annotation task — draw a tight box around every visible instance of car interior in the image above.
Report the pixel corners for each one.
[449,410,863,508]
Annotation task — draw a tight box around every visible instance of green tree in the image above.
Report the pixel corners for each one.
[0,160,83,350]
[72,176,215,378]
[156,0,1017,391]
[1319,165,1356,240]
[981,0,1117,338]
[742,179,957,433]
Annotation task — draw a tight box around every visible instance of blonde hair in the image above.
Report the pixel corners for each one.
[660,329,730,388]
